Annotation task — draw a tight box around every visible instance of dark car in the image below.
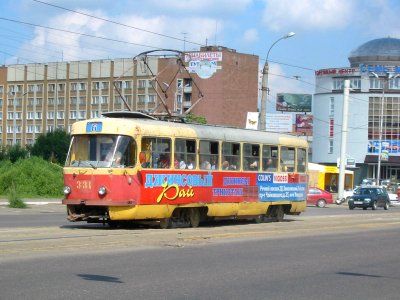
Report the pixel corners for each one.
[348,186,390,210]
[307,187,333,208]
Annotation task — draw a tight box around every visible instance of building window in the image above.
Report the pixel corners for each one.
[70,111,77,119]
[101,96,108,104]
[57,97,64,105]
[58,83,65,91]
[148,95,156,103]
[370,77,383,89]
[48,83,55,92]
[329,139,334,154]
[329,97,334,116]
[138,95,145,103]
[350,78,361,89]
[70,97,77,105]
[92,96,99,104]
[101,82,109,90]
[389,77,400,90]
[79,83,86,91]
[70,83,78,91]
[79,110,86,119]
[124,80,132,89]
[57,111,65,119]
[91,110,99,118]
[138,79,146,88]
[79,97,86,105]
[0,112,2,120]
[92,82,100,90]
[47,111,55,119]
[0,85,4,94]
[48,97,54,105]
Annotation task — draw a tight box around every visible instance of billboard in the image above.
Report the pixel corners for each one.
[276,93,312,112]
[185,52,222,79]
[265,114,292,132]
[245,112,259,130]
[295,114,313,134]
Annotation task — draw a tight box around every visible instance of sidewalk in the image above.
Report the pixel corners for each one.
[0,198,62,206]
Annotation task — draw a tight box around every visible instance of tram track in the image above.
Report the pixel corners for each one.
[1,212,400,262]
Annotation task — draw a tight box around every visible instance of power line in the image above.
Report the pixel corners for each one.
[0,17,164,50]
[32,0,203,46]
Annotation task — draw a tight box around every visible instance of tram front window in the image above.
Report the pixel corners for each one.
[66,135,136,168]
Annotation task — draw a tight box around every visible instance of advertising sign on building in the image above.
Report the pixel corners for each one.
[265,114,293,132]
[276,93,312,112]
[185,52,222,79]
[245,112,259,130]
[368,140,400,154]
[295,114,313,134]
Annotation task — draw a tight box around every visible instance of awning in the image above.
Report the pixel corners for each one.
[364,155,400,165]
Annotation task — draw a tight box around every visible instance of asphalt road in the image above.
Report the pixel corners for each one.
[1,203,400,299]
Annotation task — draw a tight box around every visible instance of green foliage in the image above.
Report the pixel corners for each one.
[185,113,207,124]
[0,157,63,198]
[6,144,28,163]
[8,182,27,208]
[30,129,71,164]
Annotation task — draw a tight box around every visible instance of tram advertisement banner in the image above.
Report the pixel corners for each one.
[141,170,307,205]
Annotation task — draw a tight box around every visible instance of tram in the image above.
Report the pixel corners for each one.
[62,111,308,228]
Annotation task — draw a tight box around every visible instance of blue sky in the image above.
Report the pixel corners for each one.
[0,0,399,98]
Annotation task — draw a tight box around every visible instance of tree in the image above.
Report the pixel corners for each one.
[7,145,28,163]
[30,129,71,164]
[185,113,207,124]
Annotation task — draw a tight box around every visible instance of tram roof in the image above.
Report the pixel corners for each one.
[75,113,307,148]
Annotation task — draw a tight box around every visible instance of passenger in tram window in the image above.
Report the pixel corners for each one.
[158,153,170,168]
[174,154,187,169]
[211,156,218,170]
[187,156,194,169]
[139,152,150,168]
[222,160,230,170]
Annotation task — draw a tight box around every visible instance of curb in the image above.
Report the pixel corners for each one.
[0,201,62,206]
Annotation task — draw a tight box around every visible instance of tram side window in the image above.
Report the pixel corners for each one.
[174,138,196,169]
[199,140,219,170]
[262,145,278,171]
[222,142,240,171]
[243,143,260,171]
[280,146,295,172]
[141,137,171,169]
[297,148,307,172]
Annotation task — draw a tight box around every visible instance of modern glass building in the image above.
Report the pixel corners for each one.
[313,37,400,185]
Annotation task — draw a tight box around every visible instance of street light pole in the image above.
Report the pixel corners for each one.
[259,32,295,131]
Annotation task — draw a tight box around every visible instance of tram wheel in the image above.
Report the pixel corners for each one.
[271,205,285,222]
[159,218,172,229]
[189,208,200,228]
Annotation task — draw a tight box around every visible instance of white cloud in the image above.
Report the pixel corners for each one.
[243,28,258,43]
[12,9,223,63]
[144,0,252,13]
[262,0,355,31]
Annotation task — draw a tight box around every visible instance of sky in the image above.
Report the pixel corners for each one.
[0,0,399,103]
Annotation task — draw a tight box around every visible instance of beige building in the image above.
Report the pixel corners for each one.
[0,46,259,147]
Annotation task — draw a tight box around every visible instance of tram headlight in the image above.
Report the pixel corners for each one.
[98,186,107,196]
[63,186,71,195]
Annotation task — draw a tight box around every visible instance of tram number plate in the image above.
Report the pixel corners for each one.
[86,122,102,133]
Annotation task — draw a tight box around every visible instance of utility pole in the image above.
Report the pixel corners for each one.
[338,79,350,203]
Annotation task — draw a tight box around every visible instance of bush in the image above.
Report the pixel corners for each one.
[8,182,27,208]
[0,157,63,198]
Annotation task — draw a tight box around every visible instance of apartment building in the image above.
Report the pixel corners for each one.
[0,46,259,147]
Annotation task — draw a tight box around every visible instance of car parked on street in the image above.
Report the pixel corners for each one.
[307,187,333,208]
[348,186,390,210]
